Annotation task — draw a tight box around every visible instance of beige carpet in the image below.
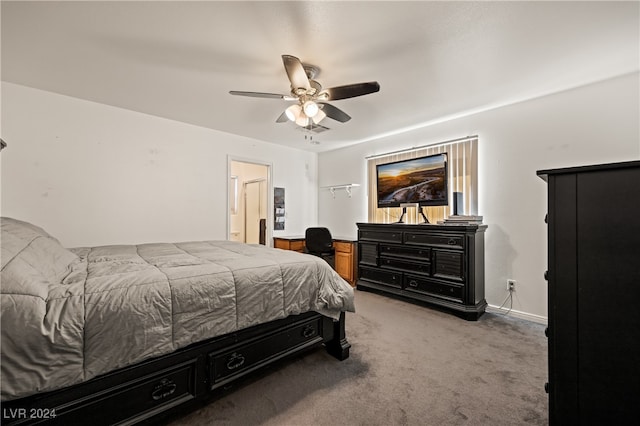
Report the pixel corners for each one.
[165,290,548,426]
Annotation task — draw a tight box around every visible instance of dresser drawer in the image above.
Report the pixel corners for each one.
[359,229,402,243]
[210,317,323,385]
[380,244,430,260]
[404,232,465,249]
[404,275,464,302]
[359,266,402,289]
[380,257,431,275]
[433,250,464,281]
[359,242,378,266]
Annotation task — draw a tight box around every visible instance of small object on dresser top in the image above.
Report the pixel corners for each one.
[440,215,483,225]
[446,215,483,221]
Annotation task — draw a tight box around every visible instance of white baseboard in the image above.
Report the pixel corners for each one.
[486,304,548,325]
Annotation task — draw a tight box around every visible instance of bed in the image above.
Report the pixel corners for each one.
[0,217,354,425]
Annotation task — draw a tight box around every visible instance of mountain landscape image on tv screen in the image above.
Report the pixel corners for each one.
[377,154,447,207]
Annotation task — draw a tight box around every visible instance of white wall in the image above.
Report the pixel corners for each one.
[3,75,638,321]
[1,82,318,247]
[318,73,640,321]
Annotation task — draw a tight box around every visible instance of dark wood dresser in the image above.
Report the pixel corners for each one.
[538,160,640,425]
[356,222,487,320]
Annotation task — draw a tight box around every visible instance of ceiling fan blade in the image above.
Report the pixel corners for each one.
[319,103,351,123]
[229,91,294,100]
[322,81,380,101]
[282,55,310,92]
[275,111,289,123]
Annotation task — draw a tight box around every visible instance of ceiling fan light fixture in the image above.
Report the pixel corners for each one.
[295,114,310,127]
[302,100,319,118]
[311,108,326,124]
[285,104,302,122]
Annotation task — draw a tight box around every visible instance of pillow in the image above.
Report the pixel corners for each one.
[1,217,79,284]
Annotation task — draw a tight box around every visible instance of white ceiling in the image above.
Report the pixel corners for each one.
[2,1,638,152]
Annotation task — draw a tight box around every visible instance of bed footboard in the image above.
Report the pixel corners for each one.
[1,312,350,425]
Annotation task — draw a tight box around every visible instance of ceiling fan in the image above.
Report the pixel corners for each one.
[230,55,380,128]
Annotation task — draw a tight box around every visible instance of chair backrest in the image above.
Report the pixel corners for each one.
[305,227,333,253]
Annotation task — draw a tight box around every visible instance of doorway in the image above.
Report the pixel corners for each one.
[228,159,271,245]
[244,178,267,244]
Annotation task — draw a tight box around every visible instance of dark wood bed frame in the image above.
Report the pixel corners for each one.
[1,311,350,425]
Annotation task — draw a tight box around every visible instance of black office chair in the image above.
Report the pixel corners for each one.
[304,227,335,269]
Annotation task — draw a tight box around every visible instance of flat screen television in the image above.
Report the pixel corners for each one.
[376,153,448,208]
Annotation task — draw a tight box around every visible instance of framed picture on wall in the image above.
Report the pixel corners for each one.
[274,187,285,230]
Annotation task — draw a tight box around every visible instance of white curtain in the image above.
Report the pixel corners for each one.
[367,137,478,224]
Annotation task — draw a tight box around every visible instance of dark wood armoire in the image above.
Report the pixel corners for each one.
[538,160,640,425]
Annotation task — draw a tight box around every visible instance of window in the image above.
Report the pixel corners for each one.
[367,137,478,224]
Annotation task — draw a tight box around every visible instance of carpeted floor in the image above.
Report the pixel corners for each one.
[166,290,548,426]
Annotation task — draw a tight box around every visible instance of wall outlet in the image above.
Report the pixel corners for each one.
[507,279,516,291]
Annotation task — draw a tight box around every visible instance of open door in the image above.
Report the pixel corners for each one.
[228,159,271,245]
[244,178,267,244]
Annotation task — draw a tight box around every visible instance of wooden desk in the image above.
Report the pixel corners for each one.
[273,236,357,286]
[273,236,305,252]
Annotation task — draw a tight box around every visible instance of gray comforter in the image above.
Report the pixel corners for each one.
[0,217,355,400]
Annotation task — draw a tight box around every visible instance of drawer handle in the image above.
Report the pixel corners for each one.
[408,280,418,288]
[226,352,246,371]
[151,378,177,401]
[448,238,456,245]
[302,325,316,338]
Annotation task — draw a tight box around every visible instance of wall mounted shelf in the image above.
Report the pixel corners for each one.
[322,184,360,198]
